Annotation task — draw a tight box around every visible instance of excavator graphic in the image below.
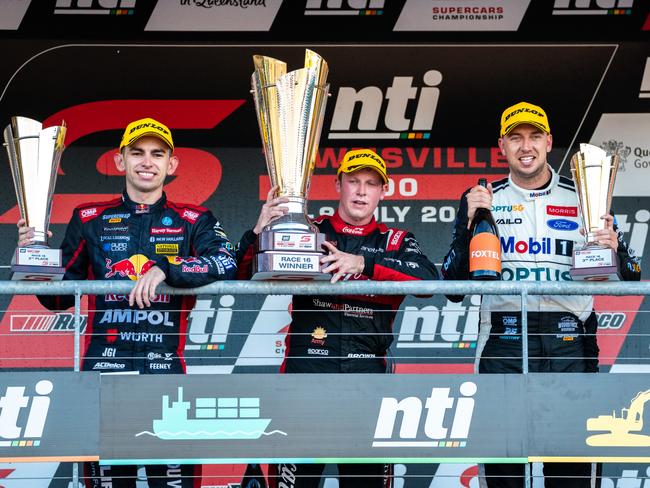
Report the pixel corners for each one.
[586,389,650,446]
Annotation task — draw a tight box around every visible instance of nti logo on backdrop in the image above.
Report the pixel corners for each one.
[328,70,443,140]
[372,382,476,447]
[305,0,384,16]
[54,0,135,15]
[552,0,633,15]
[0,381,52,447]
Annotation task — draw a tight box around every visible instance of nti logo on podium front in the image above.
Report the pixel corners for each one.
[0,380,52,447]
[328,70,443,140]
[372,382,476,447]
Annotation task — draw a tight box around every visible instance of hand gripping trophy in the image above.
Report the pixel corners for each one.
[4,117,66,280]
[570,143,621,281]
[250,49,330,280]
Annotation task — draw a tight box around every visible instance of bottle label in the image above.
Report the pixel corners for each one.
[469,232,501,273]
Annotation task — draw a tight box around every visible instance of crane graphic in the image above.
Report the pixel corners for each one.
[586,389,650,446]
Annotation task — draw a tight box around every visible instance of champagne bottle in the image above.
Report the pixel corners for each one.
[469,178,501,280]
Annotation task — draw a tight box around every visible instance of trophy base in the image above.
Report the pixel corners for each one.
[251,252,330,281]
[11,247,64,281]
[570,247,620,281]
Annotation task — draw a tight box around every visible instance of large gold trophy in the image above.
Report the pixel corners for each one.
[250,50,330,280]
[4,117,66,280]
[570,143,620,281]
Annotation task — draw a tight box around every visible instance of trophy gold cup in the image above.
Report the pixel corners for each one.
[569,143,621,281]
[4,116,66,281]
[250,49,330,280]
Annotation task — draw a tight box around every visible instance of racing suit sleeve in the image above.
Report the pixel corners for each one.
[154,211,237,287]
[365,231,439,282]
[234,229,256,280]
[440,189,472,302]
[37,210,90,311]
[615,223,641,282]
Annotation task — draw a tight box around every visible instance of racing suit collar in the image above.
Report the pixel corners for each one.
[508,165,558,201]
[121,191,167,214]
[329,210,379,236]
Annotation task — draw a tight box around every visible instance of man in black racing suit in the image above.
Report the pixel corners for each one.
[441,102,641,488]
[19,117,237,487]
[237,149,439,488]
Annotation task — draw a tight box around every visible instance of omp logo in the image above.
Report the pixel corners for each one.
[396,296,479,349]
[0,380,52,447]
[372,382,476,447]
[640,58,650,98]
[54,0,135,15]
[305,0,384,16]
[328,71,443,140]
[615,210,648,258]
[552,0,633,15]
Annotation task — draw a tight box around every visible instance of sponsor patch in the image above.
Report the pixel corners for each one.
[547,219,579,231]
[547,205,578,217]
[155,244,179,255]
[151,227,184,235]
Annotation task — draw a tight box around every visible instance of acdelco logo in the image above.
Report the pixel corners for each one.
[372,382,476,447]
[329,70,443,140]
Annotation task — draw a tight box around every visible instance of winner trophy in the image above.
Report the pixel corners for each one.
[250,49,330,280]
[4,116,66,280]
[570,143,621,281]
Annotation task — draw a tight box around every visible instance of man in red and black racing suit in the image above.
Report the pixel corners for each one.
[237,149,439,488]
[441,102,641,488]
[19,117,237,488]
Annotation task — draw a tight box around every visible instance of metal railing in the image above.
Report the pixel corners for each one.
[2,279,648,488]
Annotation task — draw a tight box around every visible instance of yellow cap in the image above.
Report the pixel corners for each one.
[119,117,174,151]
[337,149,389,184]
[500,101,550,137]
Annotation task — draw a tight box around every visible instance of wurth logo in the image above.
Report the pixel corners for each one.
[0,380,52,446]
[328,70,443,140]
[552,0,633,15]
[372,382,476,447]
[54,0,136,15]
[305,0,384,16]
[396,296,479,349]
[640,58,650,98]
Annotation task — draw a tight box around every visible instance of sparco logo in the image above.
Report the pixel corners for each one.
[0,380,52,443]
[372,382,476,447]
[305,0,384,16]
[329,70,443,140]
[552,0,633,15]
[54,0,136,15]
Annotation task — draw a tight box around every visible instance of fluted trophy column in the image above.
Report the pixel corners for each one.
[570,143,621,281]
[4,116,66,280]
[250,50,330,280]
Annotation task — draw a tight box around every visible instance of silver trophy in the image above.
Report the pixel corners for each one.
[250,50,330,280]
[4,116,66,281]
[570,143,620,281]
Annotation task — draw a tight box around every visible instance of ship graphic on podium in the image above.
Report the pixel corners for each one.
[149,387,274,440]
